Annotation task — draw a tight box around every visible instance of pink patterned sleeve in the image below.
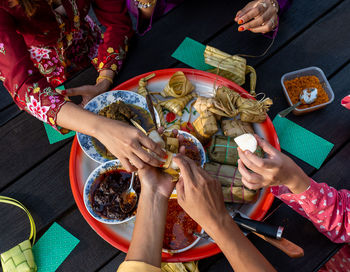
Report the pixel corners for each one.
[271,180,350,243]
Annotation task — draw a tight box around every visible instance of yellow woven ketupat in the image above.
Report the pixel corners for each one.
[161,262,199,272]
[204,45,257,95]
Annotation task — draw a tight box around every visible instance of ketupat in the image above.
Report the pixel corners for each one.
[161,71,194,98]
[221,119,254,137]
[159,92,197,116]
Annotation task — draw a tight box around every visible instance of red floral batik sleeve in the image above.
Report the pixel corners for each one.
[92,0,134,74]
[0,8,66,131]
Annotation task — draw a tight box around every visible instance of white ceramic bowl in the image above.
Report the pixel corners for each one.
[83,160,136,224]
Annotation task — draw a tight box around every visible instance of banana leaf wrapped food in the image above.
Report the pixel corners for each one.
[204,45,257,95]
[159,92,197,116]
[221,119,254,137]
[208,135,263,165]
[204,162,259,203]
[210,86,240,118]
[161,71,195,98]
[236,95,273,123]
[192,97,218,143]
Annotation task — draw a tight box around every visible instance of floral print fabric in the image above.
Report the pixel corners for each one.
[0,0,133,132]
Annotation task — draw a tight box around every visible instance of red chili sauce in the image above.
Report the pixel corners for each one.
[181,138,201,164]
[163,199,199,250]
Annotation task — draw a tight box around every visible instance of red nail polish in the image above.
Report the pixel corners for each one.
[164,154,168,159]
[160,163,164,168]
[238,26,244,32]
[238,19,243,24]
[61,90,67,95]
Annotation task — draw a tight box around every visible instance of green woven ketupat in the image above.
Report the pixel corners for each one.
[208,135,264,165]
[1,241,36,272]
[0,196,37,272]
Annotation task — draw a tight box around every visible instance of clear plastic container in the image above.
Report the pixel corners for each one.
[281,66,334,115]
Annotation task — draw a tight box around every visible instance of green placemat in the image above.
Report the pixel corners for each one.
[171,37,214,70]
[44,85,76,144]
[273,115,334,169]
[33,223,79,272]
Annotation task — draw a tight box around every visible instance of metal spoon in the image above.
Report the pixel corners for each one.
[278,88,318,118]
[119,172,138,213]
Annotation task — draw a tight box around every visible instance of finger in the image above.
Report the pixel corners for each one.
[176,178,185,201]
[235,2,256,23]
[238,159,265,185]
[178,134,185,143]
[240,8,274,30]
[172,129,178,137]
[133,146,163,167]
[178,145,186,155]
[157,127,165,134]
[129,153,146,169]
[138,133,167,159]
[120,157,137,172]
[173,155,196,184]
[238,3,266,25]
[249,15,277,33]
[64,85,95,96]
[238,147,262,173]
[242,178,263,190]
[239,146,275,170]
[254,134,277,156]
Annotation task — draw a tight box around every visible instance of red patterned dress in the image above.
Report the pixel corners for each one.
[0,0,133,131]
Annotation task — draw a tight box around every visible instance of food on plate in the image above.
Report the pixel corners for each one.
[163,199,200,251]
[235,94,273,123]
[204,162,259,203]
[192,97,218,142]
[208,135,263,165]
[221,119,254,138]
[159,92,197,116]
[283,75,329,109]
[161,71,194,98]
[93,101,154,159]
[91,169,140,220]
[148,130,201,181]
[234,133,257,153]
[138,73,166,126]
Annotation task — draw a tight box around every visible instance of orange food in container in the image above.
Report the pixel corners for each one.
[281,67,334,115]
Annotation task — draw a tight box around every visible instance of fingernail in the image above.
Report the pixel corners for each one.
[245,150,251,155]
[160,163,164,168]
[238,26,244,32]
[164,154,168,159]
[238,19,244,24]
[61,90,67,95]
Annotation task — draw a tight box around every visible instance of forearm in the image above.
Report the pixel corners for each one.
[206,214,275,272]
[126,191,168,267]
[56,102,101,136]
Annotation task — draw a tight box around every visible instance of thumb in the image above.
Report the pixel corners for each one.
[254,134,277,156]
[64,85,96,97]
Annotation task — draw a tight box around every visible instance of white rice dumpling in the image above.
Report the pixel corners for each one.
[234,133,257,153]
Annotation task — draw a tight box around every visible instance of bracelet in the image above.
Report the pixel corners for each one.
[134,0,156,8]
[96,75,113,85]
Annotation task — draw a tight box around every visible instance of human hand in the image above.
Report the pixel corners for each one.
[237,135,310,194]
[235,0,279,34]
[138,165,175,199]
[94,118,167,172]
[63,79,111,107]
[174,155,230,233]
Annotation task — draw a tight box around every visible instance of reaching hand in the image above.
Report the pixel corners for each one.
[235,0,279,34]
[237,135,310,194]
[174,155,229,232]
[95,118,167,172]
[138,165,175,199]
[63,79,111,107]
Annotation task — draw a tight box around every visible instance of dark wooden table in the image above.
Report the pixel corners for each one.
[1,0,350,271]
